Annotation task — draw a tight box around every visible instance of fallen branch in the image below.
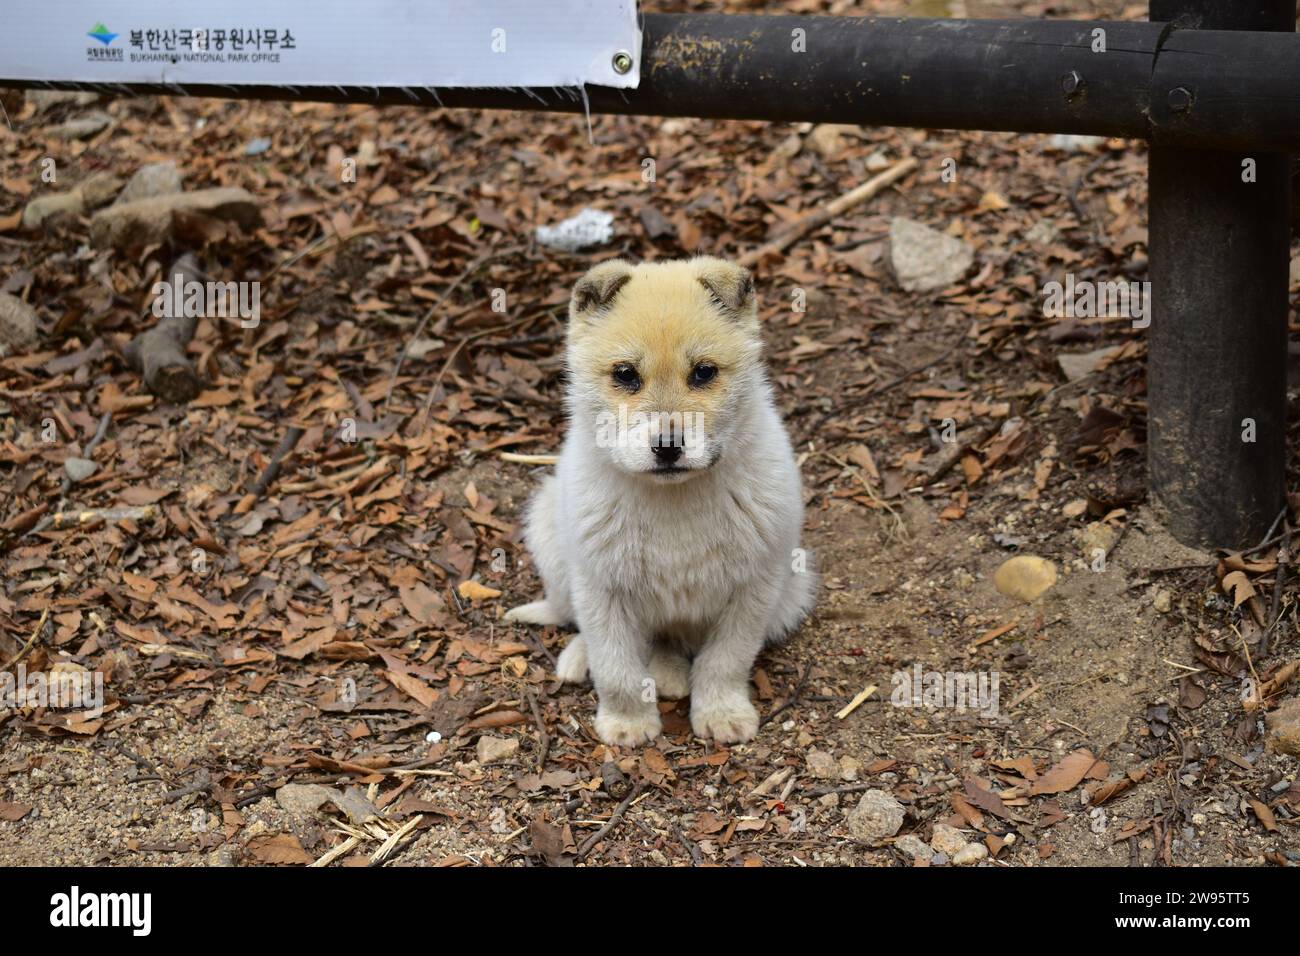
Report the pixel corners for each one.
[1,608,50,670]
[577,781,648,859]
[247,425,306,500]
[499,451,558,465]
[123,253,205,404]
[29,504,159,535]
[738,157,918,268]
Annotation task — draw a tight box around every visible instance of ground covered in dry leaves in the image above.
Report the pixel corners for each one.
[1,0,1298,867]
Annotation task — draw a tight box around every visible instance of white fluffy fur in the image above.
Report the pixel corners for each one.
[506,258,816,746]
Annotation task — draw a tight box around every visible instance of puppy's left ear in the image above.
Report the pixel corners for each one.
[694,257,756,320]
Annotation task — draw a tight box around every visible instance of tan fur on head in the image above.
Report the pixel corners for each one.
[565,257,765,479]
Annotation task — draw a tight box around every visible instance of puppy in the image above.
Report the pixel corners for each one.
[506,257,815,746]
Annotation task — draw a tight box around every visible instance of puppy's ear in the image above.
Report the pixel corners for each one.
[694,257,756,319]
[571,259,633,323]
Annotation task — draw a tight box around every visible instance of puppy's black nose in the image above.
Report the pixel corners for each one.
[652,443,683,465]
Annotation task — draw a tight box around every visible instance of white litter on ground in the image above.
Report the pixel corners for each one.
[535,207,614,252]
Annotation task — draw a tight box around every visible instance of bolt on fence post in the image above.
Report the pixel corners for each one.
[1146,0,1293,548]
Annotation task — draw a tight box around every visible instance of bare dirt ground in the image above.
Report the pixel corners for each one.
[1,0,1297,867]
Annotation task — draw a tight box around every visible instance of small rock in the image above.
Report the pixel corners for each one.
[48,111,112,139]
[476,735,519,765]
[1075,522,1118,562]
[953,843,988,865]
[896,834,934,861]
[1265,697,1300,756]
[994,555,1058,602]
[115,162,183,205]
[275,783,338,816]
[1154,590,1173,614]
[0,292,40,356]
[245,137,273,156]
[847,788,906,841]
[63,458,98,483]
[929,823,970,856]
[806,748,837,779]
[838,755,862,782]
[89,187,262,250]
[888,217,975,293]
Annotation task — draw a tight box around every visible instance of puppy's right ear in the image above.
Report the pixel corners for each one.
[570,259,633,323]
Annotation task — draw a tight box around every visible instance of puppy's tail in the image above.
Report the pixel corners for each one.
[504,600,565,626]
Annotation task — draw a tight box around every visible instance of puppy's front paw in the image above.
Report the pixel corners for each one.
[691,695,760,744]
[594,707,661,747]
[555,635,589,684]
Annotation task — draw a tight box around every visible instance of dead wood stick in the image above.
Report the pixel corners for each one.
[525,689,551,773]
[1263,519,1290,658]
[759,660,814,728]
[916,425,993,486]
[248,425,306,499]
[738,157,918,268]
[577,781,648,859]
[124,253,205,404]
[1,608,50,670]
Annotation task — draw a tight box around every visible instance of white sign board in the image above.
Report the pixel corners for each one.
[0,1,641,90]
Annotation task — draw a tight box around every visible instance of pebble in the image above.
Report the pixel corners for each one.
[888,217,975,293]
[847,789,906,841]
[63,458,98,483]
[896,834,934,861]
[475,735,519,765]
[806,748,837,779]
[994,555,1058,602]
[952,843,988,865]
[930,823,969,856]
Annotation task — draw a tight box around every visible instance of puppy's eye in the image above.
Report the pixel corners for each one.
[612,363,641,390]
[690,362,718,387]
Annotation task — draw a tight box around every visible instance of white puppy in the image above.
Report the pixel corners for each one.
[506,257,815,746]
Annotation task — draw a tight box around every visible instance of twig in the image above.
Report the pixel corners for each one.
[2,608,50,670]
[526,689,551,773]
[760,661,814,728]
[577,781,648,859]
[248,426,305,499]
[499,451,559,465]
[162,769,211,804]
[1263,519,1290,658]
[382,248,501,409]
[738,158,918,268]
